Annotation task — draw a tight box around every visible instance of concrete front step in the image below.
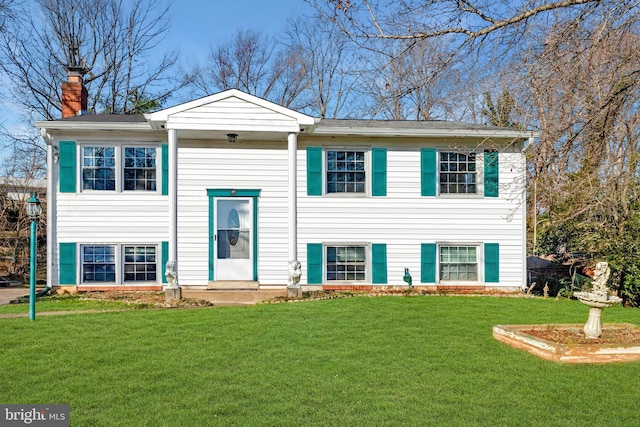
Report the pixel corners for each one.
[183,289,286,305]
[206,281,260,290]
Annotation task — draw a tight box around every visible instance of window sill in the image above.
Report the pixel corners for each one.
[436,194,485,199]
[322,192,369,198]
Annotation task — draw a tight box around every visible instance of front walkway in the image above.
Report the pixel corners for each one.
[182,289,287,305]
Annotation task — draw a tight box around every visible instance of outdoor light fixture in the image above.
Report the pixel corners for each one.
[27,192,42,220]
[227,133,238,143]
[26,192,42,321]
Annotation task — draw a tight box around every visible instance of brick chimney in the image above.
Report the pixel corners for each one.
[61,66,88,118]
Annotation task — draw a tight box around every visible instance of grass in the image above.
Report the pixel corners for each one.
[1,296,639,426]
[0,293,137,314]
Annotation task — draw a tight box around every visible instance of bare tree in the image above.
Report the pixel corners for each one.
[191,29,307,108]
[314,0,603,44]
[0,0,16,34]
[309,0,630,121]
[285,18,356,118]
[0,0,180,120]
[354,37,463,120]
[0,0,182,283]
[513,12,640,302]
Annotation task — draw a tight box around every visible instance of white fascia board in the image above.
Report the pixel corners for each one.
[311,126,539,140]
[34,121,152,132]
[145,89,316,127]
[163,120,302,133]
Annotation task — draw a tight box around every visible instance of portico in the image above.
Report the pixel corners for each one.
[144,90,315,294]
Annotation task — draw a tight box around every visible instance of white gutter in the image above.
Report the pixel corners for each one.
[34,121,152,132]
[311,126,538,139]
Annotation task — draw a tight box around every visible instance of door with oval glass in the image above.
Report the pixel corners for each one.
[215,198,253,280]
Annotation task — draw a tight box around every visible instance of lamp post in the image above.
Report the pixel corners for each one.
[26,192,42,321]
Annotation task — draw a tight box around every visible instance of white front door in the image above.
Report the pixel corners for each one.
[216,198,253,280]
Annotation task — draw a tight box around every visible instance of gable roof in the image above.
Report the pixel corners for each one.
[145,89,316,133]
[35,89,537,142]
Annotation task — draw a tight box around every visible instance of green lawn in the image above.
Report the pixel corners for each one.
[0,293,134,314]
[1,296,639,426]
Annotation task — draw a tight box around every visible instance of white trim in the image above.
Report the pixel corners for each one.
[46,143,55,287]
[122,244,160,284]
[312,126,536,139]
[168,129,179,287]
[77,143,161,193]
[80,244,117,284]
[324,243,371,284]
[78,243,160,285]
[323,146,371,197]
[145,89,315,128]
[436,243,482,284]
[522,153,528,290]
[288,132,298,263]
[34,121,152,132]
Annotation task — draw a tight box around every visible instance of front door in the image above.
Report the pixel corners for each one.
[215,198,253,280]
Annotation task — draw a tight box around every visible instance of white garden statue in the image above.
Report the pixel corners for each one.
[288,260,301,288]
[574,262,622,338]
[165,260,178,289]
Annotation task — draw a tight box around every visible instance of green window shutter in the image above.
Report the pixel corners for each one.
[59,141,77,193]
[371,148,387,196]
[307,243,323,284]
[371,243,387,284]
[485,243,500,283]
[421,243,437,283]
[59,242,77,285]
[161,241,169,284]
[421,148,437,196]
[307,147,323,196]
[162,144,169,196]
[484,151,499,197]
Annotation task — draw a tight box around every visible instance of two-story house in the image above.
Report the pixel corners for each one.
[36,71,533,295]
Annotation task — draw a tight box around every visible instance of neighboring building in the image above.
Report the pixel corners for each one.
[35,71,534,293]
[0,177,47,279]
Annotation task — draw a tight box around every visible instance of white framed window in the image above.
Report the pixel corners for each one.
[326,149,367,194]
[82,147,116,191]
[124,147,157,191]
[439,245,479,282]
[81,244,158,284]
[81,145,158,192]
[439,152,477,194]
[123,246,157,282]
[82,245,116,282]
[326,245,367,281]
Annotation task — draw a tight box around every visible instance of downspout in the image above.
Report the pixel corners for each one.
[42,130,54,296]
[522,132,535,290]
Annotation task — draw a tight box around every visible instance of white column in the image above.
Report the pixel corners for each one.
[288,132,298,262]
[287,132,301,294]
[168,128,179,287]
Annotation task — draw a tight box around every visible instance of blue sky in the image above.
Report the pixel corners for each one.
[165,0,314,60]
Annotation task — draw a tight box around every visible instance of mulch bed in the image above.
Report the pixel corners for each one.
[525,325,640,345]
[78,291,214,308]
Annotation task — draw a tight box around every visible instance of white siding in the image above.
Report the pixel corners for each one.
[176,141,290,285]
[296,140,526,289]
[167,98,301,132]
[51,134,526,289]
